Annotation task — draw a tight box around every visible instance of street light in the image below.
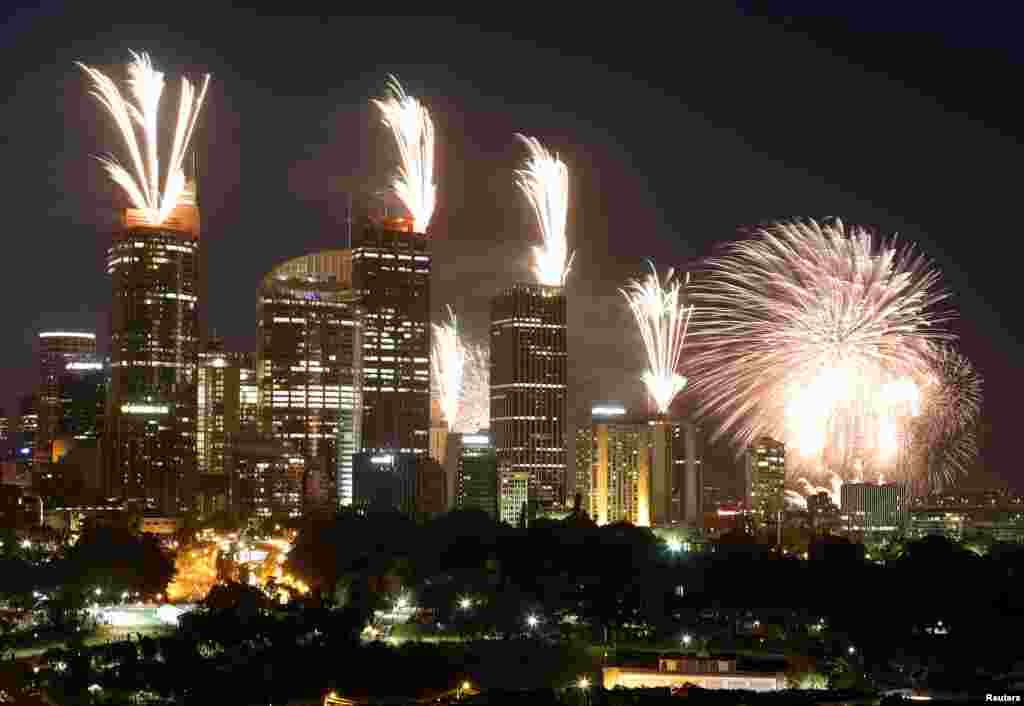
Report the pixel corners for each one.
[94,588,101,597]
[577,677,590,689]
[459,597,473,611]
[681,634,692,647]
[666,538,682,553]
[526,614,539,629]
[848,645,856,655]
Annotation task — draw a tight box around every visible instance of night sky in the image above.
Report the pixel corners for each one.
[2,6,1021,491]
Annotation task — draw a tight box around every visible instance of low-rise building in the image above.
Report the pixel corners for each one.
[139,516,180,535]
[603,655,785,692]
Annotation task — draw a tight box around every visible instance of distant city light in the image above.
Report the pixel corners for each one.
[666,538,683,553]
[459,597,473,610]
[371,455,394,465]
[461,434,490,445]
[66,361,103,371]
[591,405,626,416]
[526,614,539,628]
[681,634,692,646]
[40,331,95,339]
[121,403,169,415]
[577,677,591,690]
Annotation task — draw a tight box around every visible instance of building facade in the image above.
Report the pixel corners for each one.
[574,426,591,514]
[106,190,201,512]
[907,490,1024,543]
[644,418,702,528]
[351,218,431,459]
[257,250,362,510]
[499,469,530,526]
[196,340,240,515]
[586,404,644,526]
[490,282,568,514]
[603,656,784,693]
[841,482,910,534]
[37,331,97,463]
[745,437,786,527]
[457,431,497,519]
[227,434,306,520]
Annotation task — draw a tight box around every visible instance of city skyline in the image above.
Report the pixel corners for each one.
[2,10,1022,493]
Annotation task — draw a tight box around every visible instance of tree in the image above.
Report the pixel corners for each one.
[62,526,175,598]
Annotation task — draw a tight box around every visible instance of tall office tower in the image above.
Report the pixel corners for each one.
[196,339,240,514]
[352,217,431,459]
[258,250,362,511]
[643,418,703,528]
[37,331,97,463]
[490,282,568,514]
[574,426,591,513]
[429,398,448,464]
[0,411,8,451]
[457,431,497,518]
[588,404,644,526]
[106,181,201,513]
[237,353,259,433]
[744,437,785,527]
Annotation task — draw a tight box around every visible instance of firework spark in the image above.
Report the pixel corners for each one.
[78,51,210,226]
[689,219,950,481]
[620,262,695,416]
[373,76,436,233]
[431,306,464,431]
[457,341,490,433]
[911,345,982,492]
[515,135,574,287]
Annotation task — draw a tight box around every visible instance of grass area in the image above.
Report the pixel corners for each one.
[10,625,174,660]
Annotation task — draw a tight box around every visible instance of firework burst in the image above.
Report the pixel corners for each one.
[911,344,982,492]
[78,51,210,226]
[373,76,436,233]
[620,262,695,416]
[431,306,464,431]
[515,135,574,286]
[689,218,951,481]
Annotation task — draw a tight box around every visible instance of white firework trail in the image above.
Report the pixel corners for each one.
[619,262,695,416]
[373,75,436,233]
[78,51,210,226]
[431,306,464,431]
[456,341,490,434]
[515,135,574,287]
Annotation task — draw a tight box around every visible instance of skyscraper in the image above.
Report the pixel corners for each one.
[196,339,240,515]
[744,437,785,527]
[642,418,702,528]
[574,426,591,513]
[586,404,644,526]
[106,182,201,512]
[37,332,98,463]
[490,282,568,514]
[352,217,431,458]
[457,431,498,518]
[499,469,530,527]
[257,250,362,511]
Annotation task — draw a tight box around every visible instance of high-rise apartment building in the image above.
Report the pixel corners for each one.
[457,431,497,519]
[490,282,568,514]
[106,183,201,512]
[351,218,431,458]
[744,437,786,527]
[257,250,362,511]
[37,331,97,462]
